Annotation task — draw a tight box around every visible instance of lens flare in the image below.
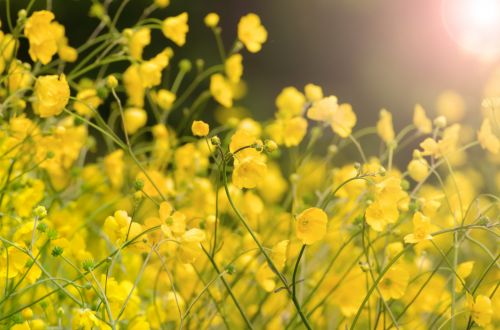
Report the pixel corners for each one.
[442,0,500,60]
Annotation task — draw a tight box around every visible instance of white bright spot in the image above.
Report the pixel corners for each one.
[442,0,500,60]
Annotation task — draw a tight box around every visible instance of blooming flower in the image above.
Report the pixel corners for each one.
[238,13,268,53]
[225,54,243,83]
[404,211,432,244]
[413,104,432,134]
[191,120,210,137]
[33,74,70,117]
[210,73,233,108]
[295,207,328,245]
[378,264,409,300]
[162,12,189,46]
[24,11,59,64]
[377,109,395,143]
[123,107,148,134]
[467,294,493,327]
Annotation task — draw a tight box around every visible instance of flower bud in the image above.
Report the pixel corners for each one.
[434,116,447,128]
[107,75,118,89]
[264,139,278,153]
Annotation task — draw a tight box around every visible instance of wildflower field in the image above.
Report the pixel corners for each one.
[0,0,498,329]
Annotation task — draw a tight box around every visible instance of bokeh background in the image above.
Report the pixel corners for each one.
[2,0,499,129]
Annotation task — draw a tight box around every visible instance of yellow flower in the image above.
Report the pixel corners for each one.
[238,13,268,53]
[295,207,328,245]
[378,264,409,300]
[477,118,499,154]
[407,157,429,182]
[72,309,102,330]
[123,107,148,134]
[467,294,493,327]
[210,73,233,108]
[225,54,243,83]
[73,88,102,117]
[377,109,395,143]
[365,199,399,232]
[307,95,337,122]
[331,103,357,138]
[33,74,70,118]
[103,210,143,246]
[266,117,308,147]
[413,104,432,134]
[276,87,306,118]
[191,120,209,137]
[404,211,432,244]
[126,27,151,60]
[178,228,206,263]
[455,261,474,292]
[24,11,59,64]
[204,12,220,28]
[155,89,176,111]
[162,12,189,46]
[233,157,267,189]
[7,60,32,93]
[304,83,323,102]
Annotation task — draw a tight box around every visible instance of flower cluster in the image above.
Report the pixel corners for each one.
[0,1,498,330]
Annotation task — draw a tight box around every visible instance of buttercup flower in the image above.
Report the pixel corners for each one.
[238,13,268,53]
[467,294,493,327]
[162,12,189,46]
[33,74,70,118]
[210,73,233,108]
[477,118,499,154]
[192,120,210,137]
[377,109,395,143]
[295,207,328,245]
[404,211,432,244]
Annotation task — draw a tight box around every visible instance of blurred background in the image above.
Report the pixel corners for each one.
[2,0,500,129]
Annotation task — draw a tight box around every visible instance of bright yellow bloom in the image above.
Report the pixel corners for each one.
[210,73,233,108]
[225,54,243,83]
[162,12,189,46]
[233,157,267,189]
[365,199,399,232]
[24,11,59,64]
[156,89,176,111]
[103,210,143,245]
[307,95,337,122]
[267,117,308,147]
[404,211,432,244]
[407,157,429,182]
[72,309,101,330]
[276,86,306,118]
[179,228,206,263]
[126,27,151,60]
[7,60,32,93]
[123,107,148,134]
[33,74,70,117]
[377,109,395,143]
[73,88,102,117]
[467,294,493,327]
[191,120,209,137]
[295,207,328,245]
[304,83,323,102]
[413,104,432,134]
[331,103,357,138]
[420,124,461,158]
[238,13,268,53]
[204,12,220,28]
[477,118,499,154]
[378,264,409,300]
